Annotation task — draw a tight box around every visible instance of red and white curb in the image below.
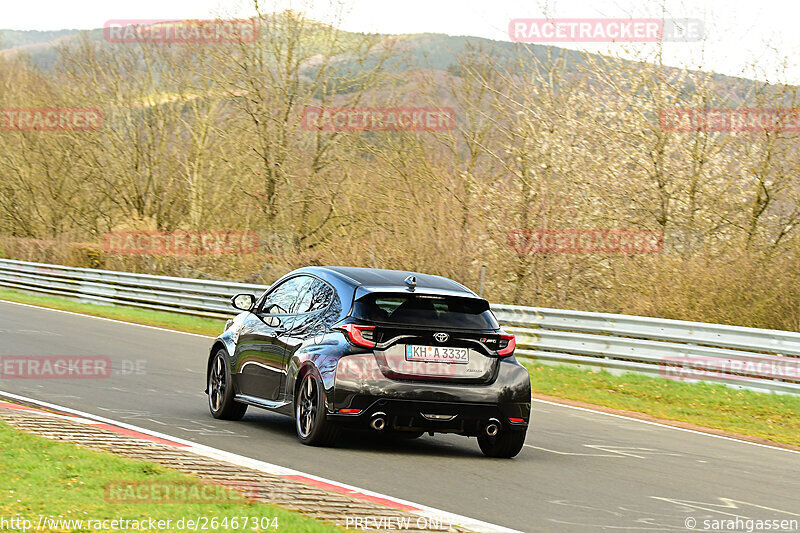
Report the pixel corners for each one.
[0,391,520,533]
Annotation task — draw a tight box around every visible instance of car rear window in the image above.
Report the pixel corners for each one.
[352,293,498,329]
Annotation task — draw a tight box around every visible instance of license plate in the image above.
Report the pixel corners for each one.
[405,345,469,364]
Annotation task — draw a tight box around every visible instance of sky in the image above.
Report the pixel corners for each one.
[3,0,800,84]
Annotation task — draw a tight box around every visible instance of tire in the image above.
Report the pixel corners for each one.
[295,371,340,446]
[208,349,247,420]
[477,430,526,458]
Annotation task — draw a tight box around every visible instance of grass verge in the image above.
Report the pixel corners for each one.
[523,361,800,447]
[0,287,797,448]
[0,420,341,532]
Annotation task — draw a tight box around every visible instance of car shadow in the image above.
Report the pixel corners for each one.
[337,430,486,457]
[235,411,489,457]
[194,407,537,460]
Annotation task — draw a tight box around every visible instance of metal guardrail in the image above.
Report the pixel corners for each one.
[0,258,268,319]
[0,258,798,395]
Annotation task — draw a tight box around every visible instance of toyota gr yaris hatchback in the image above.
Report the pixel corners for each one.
[205,266,531,458]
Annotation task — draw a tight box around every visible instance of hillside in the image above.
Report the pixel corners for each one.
[0,25,768,102]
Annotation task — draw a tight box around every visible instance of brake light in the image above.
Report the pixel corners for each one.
[334,324,376,348]
[497,333,516,356]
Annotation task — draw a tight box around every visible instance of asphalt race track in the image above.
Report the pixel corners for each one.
[1,300,798,532]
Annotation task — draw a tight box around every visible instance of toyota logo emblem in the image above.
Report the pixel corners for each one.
[433,332,449,343]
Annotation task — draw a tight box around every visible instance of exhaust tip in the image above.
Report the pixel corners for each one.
[485,418,500,437]
[370,412,387,431]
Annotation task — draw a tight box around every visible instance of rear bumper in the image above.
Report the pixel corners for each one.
[329,355,531,436]
[329,398,529,436]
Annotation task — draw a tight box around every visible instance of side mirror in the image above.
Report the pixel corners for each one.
[263,303,287,315]
[231,293,255,312]
[264,315,282,328]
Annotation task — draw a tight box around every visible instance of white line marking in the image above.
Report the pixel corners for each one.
[2,299,797,456]
[524,445,623,457]
[584,446,682,459]
[524,444,682,459]
[650,497,800,518]
[0,390,520,533]
[533,399,800,455]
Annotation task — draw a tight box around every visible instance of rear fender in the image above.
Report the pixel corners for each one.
[286,333,352,412]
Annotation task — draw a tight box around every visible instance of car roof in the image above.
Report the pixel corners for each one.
[296,266,477,297]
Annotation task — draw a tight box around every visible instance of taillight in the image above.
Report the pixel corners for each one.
[497,333,516,357]
[334,324,376,348]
